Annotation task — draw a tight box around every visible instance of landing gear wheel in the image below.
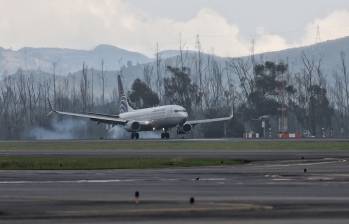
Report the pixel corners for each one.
[161,133,170,139]
[131,132,140,140]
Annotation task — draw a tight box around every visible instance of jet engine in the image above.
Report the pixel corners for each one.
[125,121,141,132]
[182,123,192,132]
[177,123,192,134]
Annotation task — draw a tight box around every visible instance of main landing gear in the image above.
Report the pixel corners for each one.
[131,132,139,139]
[161,132,170,139]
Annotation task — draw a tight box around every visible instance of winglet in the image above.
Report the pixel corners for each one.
[229,108,234,119]
[47,99,55,116]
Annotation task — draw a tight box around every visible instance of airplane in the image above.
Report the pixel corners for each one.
[49,75,233,139]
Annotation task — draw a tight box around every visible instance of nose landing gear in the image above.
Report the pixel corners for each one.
[131,132,140,139]
[161,132,170,139]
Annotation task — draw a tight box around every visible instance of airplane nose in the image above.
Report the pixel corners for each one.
[182,112,188,119]
[179,112,188,124]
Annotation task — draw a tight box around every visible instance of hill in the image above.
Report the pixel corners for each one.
[0,44,151,76]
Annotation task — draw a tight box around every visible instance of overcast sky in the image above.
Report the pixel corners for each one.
[0,0,349,57]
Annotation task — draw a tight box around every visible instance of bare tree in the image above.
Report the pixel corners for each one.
[155,42,162,100]
[52,62,57,108]
[210,59,224,107]
[143,64,153,88]
[340,51,349,115]
[80,62,89,112]
[100,59,105,105]
[228,58,254,101]
[195,34,203,109]
[91,69,94,109]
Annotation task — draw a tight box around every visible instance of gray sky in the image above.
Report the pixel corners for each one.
[1,0,349,57]
[129,0,349,40]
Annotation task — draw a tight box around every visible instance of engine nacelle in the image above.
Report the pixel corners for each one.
[183,123,192,132]
[125,121,141,132]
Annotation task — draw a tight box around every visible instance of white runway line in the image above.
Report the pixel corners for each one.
[0,177,228,184]
[262,159,347,168]
[0,179,137,184]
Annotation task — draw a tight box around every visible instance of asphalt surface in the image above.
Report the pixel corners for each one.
[1,148,349,161]
[0,142,349,223]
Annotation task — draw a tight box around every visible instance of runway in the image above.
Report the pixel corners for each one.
[1,148,349,161]
[0,146,349,223]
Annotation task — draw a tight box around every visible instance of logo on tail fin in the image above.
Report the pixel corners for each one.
[118,75,134,113]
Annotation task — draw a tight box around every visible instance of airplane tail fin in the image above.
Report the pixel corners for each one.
[118,75,134,114]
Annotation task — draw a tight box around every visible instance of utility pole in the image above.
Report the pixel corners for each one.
[277,73,288,134]
[179,33,184,72]
[101,59,105,106]
[195,34,203,109]
[155,42,162,100]
[91,69,94,110]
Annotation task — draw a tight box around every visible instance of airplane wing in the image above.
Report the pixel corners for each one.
[186,111,233,126]
[51,110,128,125]
[48,101,127,125]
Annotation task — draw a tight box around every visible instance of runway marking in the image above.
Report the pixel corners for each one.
[307,177,333,181]
[0,179,138,184]
[0,177,227,184]
[272,178,293,181]
[262,159,346,167]
[192,178,226,181]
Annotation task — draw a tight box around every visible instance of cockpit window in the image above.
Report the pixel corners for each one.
[174,109,187,113]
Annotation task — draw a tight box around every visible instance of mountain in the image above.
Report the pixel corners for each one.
[0,44,151,76]
[250,36,349,78]
[158,36,349,81]
[92,36,349,92]
[2,36,349,90]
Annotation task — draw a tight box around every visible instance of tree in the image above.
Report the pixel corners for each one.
[164,66,199,115]
[242,61,291,120]
[228,58,254,101]
[299,52,333,136]
[99,59,105,105]
[340,52,349,115]
[143,64,153,89]
[128,79,159,109]
[155,43,162,100]
[52,62,57,108]
[308,84,332,135]
[80,63,88,112]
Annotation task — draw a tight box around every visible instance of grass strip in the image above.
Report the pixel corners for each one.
[0,157,246,170]
[0,140,349,151]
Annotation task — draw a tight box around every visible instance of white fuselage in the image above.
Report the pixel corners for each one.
[119,105,188,130]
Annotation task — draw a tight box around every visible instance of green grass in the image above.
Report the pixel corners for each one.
[0,157,246,170]
[0,139,347,170]
[0,139,349,151]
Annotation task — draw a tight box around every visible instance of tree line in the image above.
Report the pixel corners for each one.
[0,49,349,139]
